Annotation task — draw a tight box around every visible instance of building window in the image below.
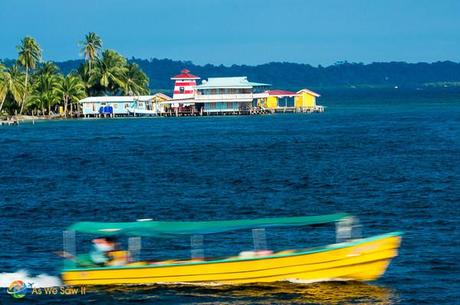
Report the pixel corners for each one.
[113,103,118,109]
[227,102,233,109]
[209,102,216,109]
[125,103,129,108]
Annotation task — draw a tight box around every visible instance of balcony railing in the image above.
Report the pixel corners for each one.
[195,92,268,102]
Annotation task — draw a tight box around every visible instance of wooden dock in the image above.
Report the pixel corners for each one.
[272,106,325,113]
[1,119,19,126]
[154,106,324,117]
[83,105,325,118]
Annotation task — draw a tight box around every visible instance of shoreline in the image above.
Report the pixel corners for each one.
[1,114,63,123]
[2,109,325,124]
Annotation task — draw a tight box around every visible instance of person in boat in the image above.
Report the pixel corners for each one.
[89,237,128,267]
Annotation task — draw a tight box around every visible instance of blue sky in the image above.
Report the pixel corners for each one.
[1,0,459,65]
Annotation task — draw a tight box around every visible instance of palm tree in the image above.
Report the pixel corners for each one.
[81,32,102,73]
[29,89,59,116]
[89,49,128,94]
[44,90,60,115]
[31,63,60,115]
[77,62,93,95]
[2,65,25,113]
[36,61,59,77]
[0,64,8,112]
[122,63,150,95]
[55,75,86,117]
[17,36,42,114]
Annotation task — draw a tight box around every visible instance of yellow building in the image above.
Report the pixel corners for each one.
[294,89,321,109]
[152,92,172,113]
[261,90,297,109]
[265,96,278,109]
[152,93,171,103]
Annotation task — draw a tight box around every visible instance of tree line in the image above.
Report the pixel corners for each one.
[126,59,460,91]
[0,33,150,117]
[52,58,460,92]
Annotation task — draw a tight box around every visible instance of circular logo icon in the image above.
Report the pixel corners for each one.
[7,280,28,298]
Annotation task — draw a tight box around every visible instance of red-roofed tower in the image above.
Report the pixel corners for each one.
[171,69,200,100]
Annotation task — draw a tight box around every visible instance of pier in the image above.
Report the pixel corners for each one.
[82,106,325,118]
[150,107,324,117]
[271,105,325,113]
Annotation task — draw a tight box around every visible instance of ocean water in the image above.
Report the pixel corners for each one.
[0,89,459,304]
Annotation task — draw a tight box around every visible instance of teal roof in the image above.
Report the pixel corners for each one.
[68,213,348,237]
[196,77,270,90]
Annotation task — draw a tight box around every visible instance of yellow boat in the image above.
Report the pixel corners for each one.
[61,213,402,286]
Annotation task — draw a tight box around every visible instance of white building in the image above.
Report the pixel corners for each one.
[79,94,171,117]
[195,77,270,114]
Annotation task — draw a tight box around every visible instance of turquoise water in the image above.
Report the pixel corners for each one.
[1,90,459,304]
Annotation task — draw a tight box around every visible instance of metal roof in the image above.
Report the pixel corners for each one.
[79,95,156,103]
[153,93,172,100]
[267,90,297,97]
[171,69,200,80]
[297,88,321,97]
[196,77,270,90]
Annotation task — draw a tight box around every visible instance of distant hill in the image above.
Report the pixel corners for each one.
[3,58,460,92]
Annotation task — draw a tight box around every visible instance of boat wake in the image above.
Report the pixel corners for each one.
[0,269,62,287]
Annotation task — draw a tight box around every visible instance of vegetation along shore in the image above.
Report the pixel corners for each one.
[0,33,149,121]
[2,33,460,122]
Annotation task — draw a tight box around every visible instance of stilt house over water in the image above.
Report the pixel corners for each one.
[79,68,323,117]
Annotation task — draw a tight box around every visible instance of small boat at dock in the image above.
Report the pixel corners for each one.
[61,213,402,286]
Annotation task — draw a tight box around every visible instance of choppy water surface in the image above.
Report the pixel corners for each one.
[1,90,459,304]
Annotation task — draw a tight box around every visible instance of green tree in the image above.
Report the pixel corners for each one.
[89,49,128,94]
[30,62,60,115]
[29,86,60,115]
[36,61,59,77]
[77,62,93,96]
[17,36,42,114]
[1,65,25,114]
[81,32,102,73]
[55,75,86,117]
[122,63,150,95]
[0,64,8,112]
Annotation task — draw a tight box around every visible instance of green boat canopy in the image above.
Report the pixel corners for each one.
[68,213,349,238]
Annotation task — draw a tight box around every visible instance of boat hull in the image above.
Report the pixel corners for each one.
[62,232,401,286]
